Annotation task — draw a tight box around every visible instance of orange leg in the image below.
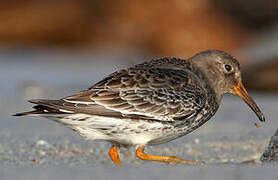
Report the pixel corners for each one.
[109,146,121,165]
[136,146,203,165]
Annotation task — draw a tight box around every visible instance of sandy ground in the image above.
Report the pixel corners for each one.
[1,49,278,179]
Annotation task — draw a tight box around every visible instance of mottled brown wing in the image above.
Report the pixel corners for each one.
[63,67,206,121]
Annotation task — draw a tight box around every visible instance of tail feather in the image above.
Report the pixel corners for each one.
[14,98,126,118]
[13,99,68,117]
[13,110,42,116]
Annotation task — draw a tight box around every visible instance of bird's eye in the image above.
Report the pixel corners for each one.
[224,64,232,72]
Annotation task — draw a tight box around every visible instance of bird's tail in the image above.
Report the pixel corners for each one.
[13,99,67,117]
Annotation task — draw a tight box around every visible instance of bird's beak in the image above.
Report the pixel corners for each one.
[233,82,265,126]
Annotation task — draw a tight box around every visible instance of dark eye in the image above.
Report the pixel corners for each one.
[224,64,232,72]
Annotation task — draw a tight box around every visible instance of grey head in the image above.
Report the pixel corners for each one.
[189,49,265,124]
[190,50,241,95]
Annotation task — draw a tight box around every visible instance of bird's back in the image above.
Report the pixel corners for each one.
[14,57,219,145]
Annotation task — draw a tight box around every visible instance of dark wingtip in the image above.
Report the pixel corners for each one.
[12,110,40,117]
[12,112,28,116]
[13,100,44,117]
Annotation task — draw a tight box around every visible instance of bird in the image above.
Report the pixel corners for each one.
[14,50,265,165]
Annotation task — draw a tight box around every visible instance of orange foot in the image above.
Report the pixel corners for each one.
[136,146,203,165]
[109,146,121,166]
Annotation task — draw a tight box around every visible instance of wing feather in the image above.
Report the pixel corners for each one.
[61,66,206,121]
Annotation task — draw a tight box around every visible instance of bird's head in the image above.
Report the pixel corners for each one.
[191,50,265,124]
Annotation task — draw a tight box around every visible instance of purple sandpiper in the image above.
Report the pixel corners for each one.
[14,50,265,165]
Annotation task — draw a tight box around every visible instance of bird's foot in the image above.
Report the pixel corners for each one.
[136,146,204,165]
[109,146,121,166]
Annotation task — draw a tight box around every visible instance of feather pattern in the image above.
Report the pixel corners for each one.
[61,60,206,121]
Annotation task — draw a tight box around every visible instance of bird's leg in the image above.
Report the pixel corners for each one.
[136,145,203,165]
[109,146,121,165]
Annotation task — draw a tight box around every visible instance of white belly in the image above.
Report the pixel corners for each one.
[46,113,167,146]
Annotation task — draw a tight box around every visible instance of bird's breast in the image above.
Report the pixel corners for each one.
[169,94,219,138]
